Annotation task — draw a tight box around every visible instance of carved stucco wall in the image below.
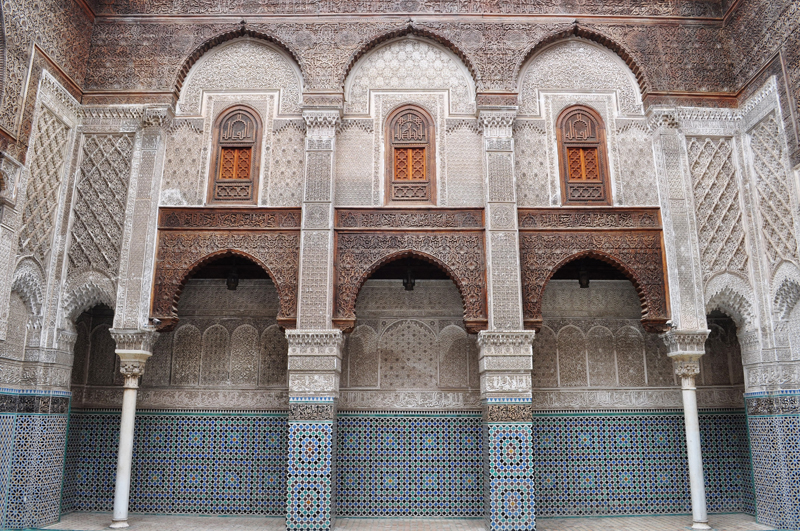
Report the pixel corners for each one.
[340,279,480,410]
[533,280,746,410]
[344,37,476,116]
[335,38,483,207]
[72,279,290,409]
[515,40,656,208]
[177,38,302,116]
[518,39,643,118]
[0,0,92,137]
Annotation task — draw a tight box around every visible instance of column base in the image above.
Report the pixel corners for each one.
[691,522,712,530]
[109,520,129,528]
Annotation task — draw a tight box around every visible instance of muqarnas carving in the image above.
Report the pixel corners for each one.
[333,209,487,332]
[518,207,669,333]
[151,207,301,330]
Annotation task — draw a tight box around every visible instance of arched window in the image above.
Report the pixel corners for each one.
[208,105,262,204]
[385,105,436,204]
[556,105,611,205]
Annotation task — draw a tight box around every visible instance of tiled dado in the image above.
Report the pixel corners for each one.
[286,397,337,531]
[0,388,70,530]
[532,410,755,517]
[746,391,800,530]
[336,412,483,518]
[62,410,289,516]
[61,408,754,524]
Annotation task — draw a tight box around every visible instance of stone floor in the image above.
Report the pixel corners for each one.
[42,512,778,531]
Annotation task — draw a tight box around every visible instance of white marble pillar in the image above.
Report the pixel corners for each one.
[108,328,158,529]
[664,329,711,530]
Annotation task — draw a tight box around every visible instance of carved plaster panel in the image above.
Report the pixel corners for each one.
[67,134,135,280]
[518,39,643,118]
[344,37,476,116]
[177,38,302,116]
[340,279,480,410]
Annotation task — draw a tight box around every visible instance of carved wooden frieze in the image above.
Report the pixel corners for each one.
[336,208,483,229]
[152,207,301,330]
[518,207,669,333]
[334,208,487,333]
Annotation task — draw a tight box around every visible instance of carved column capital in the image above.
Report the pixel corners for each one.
[673,358,701,378]
[479,110,516,139]
[110,328,158,389]
[662,329,709,358]
[647,108,679,132]
[302,110,340,139]
[141,105,174,129]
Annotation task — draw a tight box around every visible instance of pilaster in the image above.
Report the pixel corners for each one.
[117,106,172,330]
[480,110,524,330]
[297,109,340,330]
[478,330,536,531]
[650,110,706,331]
[285,329,343,531]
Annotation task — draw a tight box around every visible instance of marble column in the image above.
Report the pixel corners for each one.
[108,328,158,529]
[664,329,711,530]
[478,331,537,531]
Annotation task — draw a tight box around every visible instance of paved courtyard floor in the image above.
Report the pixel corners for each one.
[42,512,778,531]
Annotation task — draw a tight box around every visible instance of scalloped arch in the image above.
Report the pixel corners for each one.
[62,271,117,325]
[514,25,649,96]
[704,273,756,330]
[340,26,479,90]
[174,26,303,95]
[11,258,44,317]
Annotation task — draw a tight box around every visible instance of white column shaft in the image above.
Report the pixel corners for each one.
[111,386,138,528]
[681,377,710,530]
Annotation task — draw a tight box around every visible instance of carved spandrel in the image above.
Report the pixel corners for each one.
[151,208,301,330]
[518,208,669,334]
[333,227,488,333]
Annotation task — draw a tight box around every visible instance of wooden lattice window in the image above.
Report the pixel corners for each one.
[557,105,611,205]
[385,105,436,204]
[209,106,261,204]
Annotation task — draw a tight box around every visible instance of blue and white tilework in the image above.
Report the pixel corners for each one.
[336,413,483,517]
[62,410,288,516]
[286,420,335,530]
[746,391,800,530]
[484,420,536,531]
[0,389,70,530]
[531,411,754,518]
